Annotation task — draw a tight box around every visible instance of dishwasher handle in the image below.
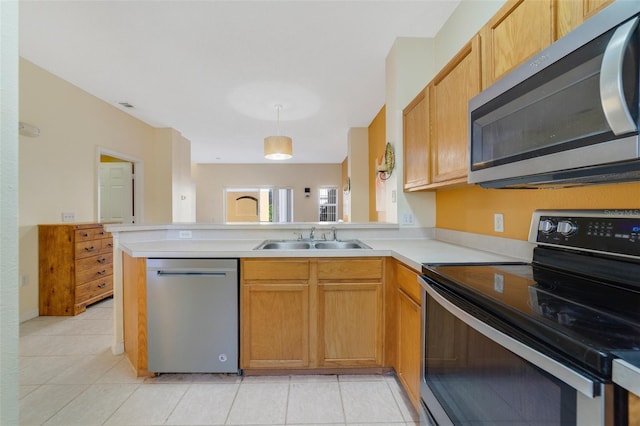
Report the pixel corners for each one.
[155,270,229,277]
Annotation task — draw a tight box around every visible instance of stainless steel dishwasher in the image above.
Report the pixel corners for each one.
[146,258,238,373]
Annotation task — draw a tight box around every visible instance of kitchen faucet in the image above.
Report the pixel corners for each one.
[331,227,337,240]
[309,226,316,240]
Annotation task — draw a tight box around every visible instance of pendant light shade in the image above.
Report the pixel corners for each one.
[264,135,293,160]
[264,105,293,160]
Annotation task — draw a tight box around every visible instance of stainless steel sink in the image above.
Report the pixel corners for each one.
[313,241,369,249]
[257,241,312,250]
[254,239,370,250]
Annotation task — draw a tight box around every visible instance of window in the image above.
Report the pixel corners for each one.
[225,187,293,223]
[318,187,338,222]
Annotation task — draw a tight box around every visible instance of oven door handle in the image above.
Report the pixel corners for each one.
[419,276,598,398]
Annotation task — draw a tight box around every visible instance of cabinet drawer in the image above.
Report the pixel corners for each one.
[76,253,112,270]
[75,277,113,303]
[243,259,310,281]
[75,261,113,285]
[317,258,383,281]
[75,227,107,242]
[396,263,421,304]
[75,238,113,259]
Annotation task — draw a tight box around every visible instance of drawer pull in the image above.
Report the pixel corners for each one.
[97,282,107,289]
[97,257,107,264]
[97,270,107,276]
[84,246,96,252]
[107,243,113,248]
[98,231,105,235]
[81,232,89,237]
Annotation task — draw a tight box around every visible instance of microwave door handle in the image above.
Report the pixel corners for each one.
[600,17,638,136]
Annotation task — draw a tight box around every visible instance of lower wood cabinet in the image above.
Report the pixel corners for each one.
[241,259,311,369]
[241,257,384,371]
[394,262,423,410]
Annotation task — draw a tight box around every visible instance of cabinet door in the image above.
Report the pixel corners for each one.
[555,0,614,39]
[403,88,430,191]
[241,283,309,369]
[481,0,553,88]
[318,283,383,367]
[430,35,481,185]
[397,288,421,410]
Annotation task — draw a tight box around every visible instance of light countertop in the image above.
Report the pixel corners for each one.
[119,237,524,272]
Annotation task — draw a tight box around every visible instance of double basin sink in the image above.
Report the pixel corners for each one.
[254,239,371,250]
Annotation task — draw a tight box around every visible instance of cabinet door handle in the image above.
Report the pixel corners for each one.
[97,282,107,289]
[84,246,96,252]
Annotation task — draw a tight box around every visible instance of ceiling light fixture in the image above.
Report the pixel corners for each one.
[264,105,292,160]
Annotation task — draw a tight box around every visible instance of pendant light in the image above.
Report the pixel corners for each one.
[264,105,293,160]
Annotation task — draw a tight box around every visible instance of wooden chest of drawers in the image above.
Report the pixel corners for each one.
[39,223,114,315]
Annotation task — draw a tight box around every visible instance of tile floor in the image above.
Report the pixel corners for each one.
[19,298,419,425]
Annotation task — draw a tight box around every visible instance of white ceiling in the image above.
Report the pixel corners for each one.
[19,0,460,164]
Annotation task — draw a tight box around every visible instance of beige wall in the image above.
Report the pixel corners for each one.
[18,59,188,318]
[193,163,342,223]
[347,128,369,222]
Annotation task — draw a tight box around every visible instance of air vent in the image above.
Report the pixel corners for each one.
[118,102,134,108]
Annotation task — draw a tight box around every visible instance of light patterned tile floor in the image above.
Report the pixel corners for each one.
[19,298,419,425]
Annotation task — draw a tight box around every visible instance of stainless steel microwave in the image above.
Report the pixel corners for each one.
[468,1,640,189]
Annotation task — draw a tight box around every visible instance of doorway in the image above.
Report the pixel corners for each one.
[97,149,142,224]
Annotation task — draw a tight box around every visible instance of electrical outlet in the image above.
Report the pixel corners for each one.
[61,212,75,222]
[494,213,504,232]
[178,230,192,239]
[493,273,504,293]
[20,275,29,287]
[391,190,397,203]
[401,212,414,225]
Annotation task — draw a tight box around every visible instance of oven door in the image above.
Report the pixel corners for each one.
[418,275,614,426]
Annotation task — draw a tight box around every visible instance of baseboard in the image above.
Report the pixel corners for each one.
[20,309,39,323]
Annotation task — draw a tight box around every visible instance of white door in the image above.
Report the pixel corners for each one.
[100,162,134,223]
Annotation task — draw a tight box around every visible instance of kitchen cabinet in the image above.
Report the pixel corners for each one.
[122,253,151,377]
[403,88,431,191]
[555,0,614,39]
[39,223,113,315]
[430,35,481,186]
[394,262,422,410]
[317,259,384,367]
[630,392,640,425]
[481,0,553,88]
[241,259,311,369]
[241,257,385,371]
[402,36,481,191]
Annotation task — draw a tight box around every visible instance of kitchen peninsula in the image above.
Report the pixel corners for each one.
[107,221,529,411]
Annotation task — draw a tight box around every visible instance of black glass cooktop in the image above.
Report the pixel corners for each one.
[421,252,640,379]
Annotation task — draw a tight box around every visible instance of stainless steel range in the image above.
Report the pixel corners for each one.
[419,210,640,425]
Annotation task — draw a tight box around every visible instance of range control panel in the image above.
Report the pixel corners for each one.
[529,210,640,258]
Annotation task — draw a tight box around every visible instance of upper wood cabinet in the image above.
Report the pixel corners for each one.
[481,0,554,88]
[430,35,482,186]
[403,88,430,191]
[555,0,615,39]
